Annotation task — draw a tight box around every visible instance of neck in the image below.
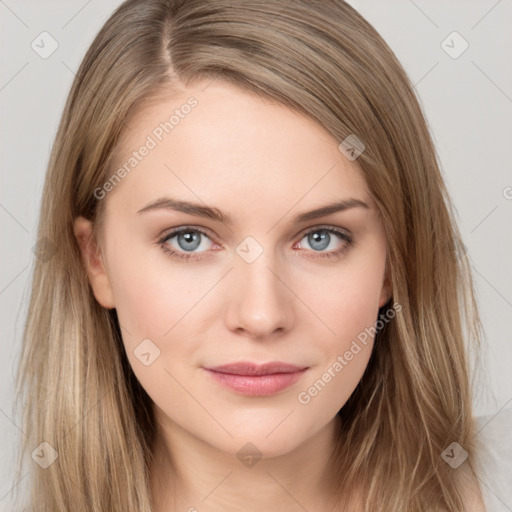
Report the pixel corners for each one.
[150,412,345,511]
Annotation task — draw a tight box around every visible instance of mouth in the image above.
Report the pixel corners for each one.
[203,361,309,396]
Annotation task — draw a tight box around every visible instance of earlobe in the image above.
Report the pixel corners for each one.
[73,216,115,309]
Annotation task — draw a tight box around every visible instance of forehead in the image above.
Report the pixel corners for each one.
[105,80,372,217]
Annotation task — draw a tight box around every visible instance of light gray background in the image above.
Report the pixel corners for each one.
[1,1,511,510]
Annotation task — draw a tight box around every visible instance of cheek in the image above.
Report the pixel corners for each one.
[110,268,174,342]
[294,285,379,421]
[105,229,200,340]
[105,241,211,389]
[298,244,386,347]
[293,246,386,411]
[107,257,199,414]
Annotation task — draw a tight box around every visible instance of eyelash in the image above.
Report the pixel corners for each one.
[157,225,353,262]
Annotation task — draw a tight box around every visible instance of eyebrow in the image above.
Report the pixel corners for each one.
[136,196,370,225]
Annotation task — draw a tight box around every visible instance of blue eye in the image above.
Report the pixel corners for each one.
[296,226,353,260]
[158,227,214,262]
[157,225,353,262]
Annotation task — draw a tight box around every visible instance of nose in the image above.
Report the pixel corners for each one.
[224,248,294,339]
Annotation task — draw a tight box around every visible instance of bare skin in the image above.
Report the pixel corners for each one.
[73,79,485,511]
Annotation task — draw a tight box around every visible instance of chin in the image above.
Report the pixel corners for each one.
[203,419,315,460]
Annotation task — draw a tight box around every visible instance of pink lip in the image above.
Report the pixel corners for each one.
[204,362,308,396]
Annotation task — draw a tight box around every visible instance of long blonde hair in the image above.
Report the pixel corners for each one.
[14,0,485,510]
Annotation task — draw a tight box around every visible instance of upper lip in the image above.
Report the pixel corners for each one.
[205,361,308,375]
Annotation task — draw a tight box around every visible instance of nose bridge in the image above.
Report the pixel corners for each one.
[225,235,293,337]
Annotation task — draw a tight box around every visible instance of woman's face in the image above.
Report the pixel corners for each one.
[75,79,391,458]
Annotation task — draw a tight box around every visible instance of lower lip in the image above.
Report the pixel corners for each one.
[205,369,307,396]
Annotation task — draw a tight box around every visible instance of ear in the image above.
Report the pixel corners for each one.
[73,216,115,309]
[378,259,392,308]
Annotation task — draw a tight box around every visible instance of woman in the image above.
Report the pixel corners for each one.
[15,0,489,510]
